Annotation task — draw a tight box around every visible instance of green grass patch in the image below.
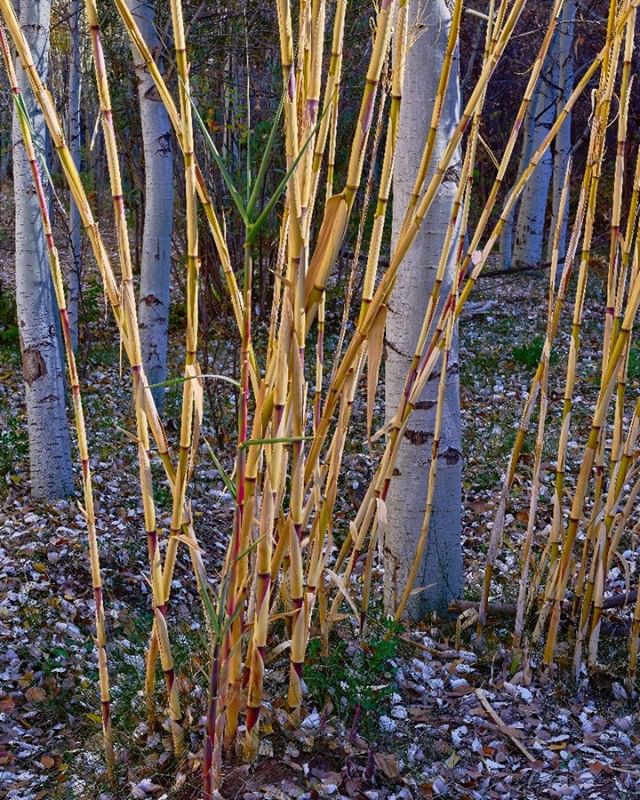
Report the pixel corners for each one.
[511,335,558,370]
[304,618,403,742]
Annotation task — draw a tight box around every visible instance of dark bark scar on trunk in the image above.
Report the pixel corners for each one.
[438,447,462,465]
[405,429,434,446]
[23,348,46,386]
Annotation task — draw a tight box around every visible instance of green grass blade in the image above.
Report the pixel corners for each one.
[188,84,249,224]
[203,434,237,500]
[198,581,222,640]
[246,92,285,218]
[246,90,335,245]
[235,534,265,563]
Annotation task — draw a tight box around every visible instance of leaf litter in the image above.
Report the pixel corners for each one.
[1,261,639,798]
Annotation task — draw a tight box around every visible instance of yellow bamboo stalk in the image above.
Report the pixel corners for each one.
[304,0,397,316]
[569,8,637,667]
[112,0,260,391]
[542,238,640,665]
[609,7,637,465]
[84,0,185,754]
[513,164,570,650]
[358,0,407,327]
[345,1,636,637]
[306,0,346,222]
[537,1,632,663]
[0,25,115,777]
[163,0,200,605]
[304,0,528,480]
[335,0,564,626]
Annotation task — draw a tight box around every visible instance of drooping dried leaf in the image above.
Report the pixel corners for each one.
[304,193,348,311]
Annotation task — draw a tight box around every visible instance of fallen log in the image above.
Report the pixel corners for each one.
[600,588,638,609]
[449,600,517,616]
[449,588,639,618]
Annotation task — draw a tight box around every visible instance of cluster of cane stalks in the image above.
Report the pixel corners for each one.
[0,23,117,778]
[478,0,640,685]
[3,0,640,792]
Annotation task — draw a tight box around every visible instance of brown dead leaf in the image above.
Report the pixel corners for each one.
[305,193,349,309]
[344,778,362,797]
[470,500,492,514]
[0,697,16,713]
[409,705,432,721]
[374,752,400,779]
[25,686,46,703]
[447,684,474,696]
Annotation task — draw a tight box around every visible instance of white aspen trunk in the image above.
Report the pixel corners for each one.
[67,0,82,351]
[384,0,463,619]
[548,0,575,267]
[126,0,174,410]
[13,0,73,499]
[500,97,537,270]
[513,32,559,267]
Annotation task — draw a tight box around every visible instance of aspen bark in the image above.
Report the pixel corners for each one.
[548,0,575,268]
[513,32,559,267]
[13,0,73,499]
[127,0,173,410]
[500,98,536,270]
[67,0,82,350]
[385,0,463,618]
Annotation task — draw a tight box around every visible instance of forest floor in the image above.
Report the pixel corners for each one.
[2,234,640,800]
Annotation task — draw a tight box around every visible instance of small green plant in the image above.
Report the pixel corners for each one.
[82,280,105,325]
[511,335,558,369]
[154,481,172,510]
[0,287,19,348]
[0,415,28,478]
[87,343,118,367]
[303,619,403,742]
[628,346,640,380]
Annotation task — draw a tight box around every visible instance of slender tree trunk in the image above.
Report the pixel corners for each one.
[384,0,463,619]
[67,0,82,351]
[500,97,537,270]
[461,15,486,93]
[513,32,559,267]
[13,0,73,499]
[127,0,174,410]
[548,0,575,266]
